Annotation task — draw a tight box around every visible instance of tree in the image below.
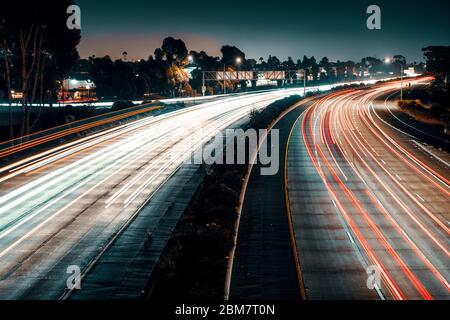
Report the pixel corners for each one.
[334,60,346,80]
[141,55,171,94]
[422,46,450,83]
[89,56,115,99]
[310,56,319,81]
[188,50,220,94]
[166,64,190,97]
[390,55,407,76]
[320,57,331,82]
[257,57,268,71]
[0,0,81,138]
[161,37,188,66]
[267,55,280,70]
[154,48,164,62]
[111,59,145,99]
[221,45,245,67]
[219,45,246,92]
[87,56,146,100]
[246,58,257,70]
[393,55,406,66]
[282,57,296,70]
[301,56,319,81]
[344,60,356,80]
[361,56,383,74]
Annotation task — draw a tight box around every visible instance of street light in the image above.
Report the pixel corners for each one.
[136,73,150,96]
[223,56,242,94]
[187,56,206,97]
[384,57,403,100]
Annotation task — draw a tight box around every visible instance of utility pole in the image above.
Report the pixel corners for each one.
[400,65,403,101]
[202,71,206,96]
[223,64,226,95]
[303,69,306,96]
[219,57,241,95]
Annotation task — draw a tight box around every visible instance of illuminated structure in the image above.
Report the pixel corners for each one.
[58,78,96,103]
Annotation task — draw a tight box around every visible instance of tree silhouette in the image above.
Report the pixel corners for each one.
[221,45,246,67]
[422,46,450,83]
[0,0,81,137]
[161,37,188,65]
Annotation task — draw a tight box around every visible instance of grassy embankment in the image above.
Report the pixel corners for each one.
[397,85,449,128]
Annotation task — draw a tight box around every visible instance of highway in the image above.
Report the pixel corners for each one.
[1,77,445,300]
[0,89,305,299]
[285,78,449,299]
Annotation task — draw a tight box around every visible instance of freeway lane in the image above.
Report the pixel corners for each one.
[286,79,449,299]
[0,89,305,299]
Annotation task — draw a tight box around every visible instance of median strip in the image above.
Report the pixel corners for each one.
[145,95,308,300]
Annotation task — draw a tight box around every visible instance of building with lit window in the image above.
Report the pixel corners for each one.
[57,77,96,103]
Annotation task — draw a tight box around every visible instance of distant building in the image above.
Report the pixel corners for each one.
[58,78,96,103]
[404,67,416,77]
[183,66,196,79]
[10,90,23,100]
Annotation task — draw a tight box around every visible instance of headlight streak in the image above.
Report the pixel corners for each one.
[0,89,308,295]
[307,99,432,300]
[297,79,449,300]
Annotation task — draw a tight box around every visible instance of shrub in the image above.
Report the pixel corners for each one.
[111,100,135,111]
[398,99,425,109]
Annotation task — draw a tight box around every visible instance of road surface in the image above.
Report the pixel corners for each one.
[0,89,305,299]
[286,79,449,299]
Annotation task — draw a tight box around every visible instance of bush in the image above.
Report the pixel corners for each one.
[248,95,301,129]
[111,100,135,111]
[398,99,425,109]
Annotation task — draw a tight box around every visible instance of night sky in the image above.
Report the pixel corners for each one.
[76,0,450,63]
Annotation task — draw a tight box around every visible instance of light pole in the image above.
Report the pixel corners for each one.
[385,57,404,101]
[303,69,307,96]
[223,64,226,95]
[136,73,150,98]
[187,55,204,97]
[86,80,91,101]
[202,71,206,96]
[223,56,242,94]
[400,64,404,101]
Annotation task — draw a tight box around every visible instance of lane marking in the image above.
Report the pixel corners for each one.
[410,140,450,169]
[374,283,386,300]
[415,193,425,202]
[346,231,355,244]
